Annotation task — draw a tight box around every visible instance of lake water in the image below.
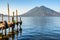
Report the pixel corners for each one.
[0,17,60,40]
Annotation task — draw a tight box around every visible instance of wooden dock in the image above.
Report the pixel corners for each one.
[0,3,22,40]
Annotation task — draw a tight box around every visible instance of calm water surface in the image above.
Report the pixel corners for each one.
[0,17,60,40]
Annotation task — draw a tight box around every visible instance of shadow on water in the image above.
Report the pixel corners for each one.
[16,29,22,40]
[20,24,22,37]
[11,33,15,40]
[19,17,22,38]
[15,23,22,40]
[9,24,22,40]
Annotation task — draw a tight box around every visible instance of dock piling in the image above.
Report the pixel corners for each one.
[5,28,6,36]
[2,28,3,39]
[19,17,22,31]
[16,10,18,23]
[8,3,10,22]
[16,10,19,32]
[2,14,3,22]
[7,3,11,33]
[12,11,15,33]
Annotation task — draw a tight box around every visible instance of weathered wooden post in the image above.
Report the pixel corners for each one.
[16,10,19,32]
[13,12,14,20]
[2,27,3,39]
[8,3,10,32]
[5,27,6,36]
[16,10,18,23]
[8,3,10,22]
[1,14,3,38]
[2,14,3,22]
[1,14,4,39]
[4,21,7,36]
[20,17,22,31]
[12,12,14,33]
[2,14,7,36]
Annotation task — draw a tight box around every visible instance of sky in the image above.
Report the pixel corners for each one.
[0,0,60,15]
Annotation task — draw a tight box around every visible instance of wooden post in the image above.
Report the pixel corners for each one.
[12,12,14,33]
[20,17,21,22]
[1,14,3,39]
[8,3,11,32]
[16,10,18,22]
[20,17,22,30]
[2,28,3,39]
[9,27,10,32]
[8,3,10,22]
[20,17,22,25]
[5,28,6,36]
[20,24,22,31]
[16,10,19,32]
[12,12,14,22]
[17,25,18,32]
[2,14,3,22]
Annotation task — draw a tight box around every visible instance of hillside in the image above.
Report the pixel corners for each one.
[20,6,60,17]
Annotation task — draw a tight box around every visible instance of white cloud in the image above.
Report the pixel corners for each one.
[0,7,29,16]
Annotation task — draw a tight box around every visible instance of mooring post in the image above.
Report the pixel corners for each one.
[12,12,14,22]
[2,14,3,22]
[1,14,3,35]
[16,10,18,23]
[8,3,10,32]
[1,14,3,39]
[5,28,6,36]
[2,28,3,39]
[4,21,8,36]
[16,21,18,32]
[20,24,22,31]
[12,12,14,33]
[16,10,19,32]
[20,17,22,31]
[8,3,10,22]
[2,14,7,36]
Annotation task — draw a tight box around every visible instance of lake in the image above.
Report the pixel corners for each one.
[0,17,60,40]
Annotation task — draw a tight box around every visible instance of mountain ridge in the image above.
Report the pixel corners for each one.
[20,6,60,17]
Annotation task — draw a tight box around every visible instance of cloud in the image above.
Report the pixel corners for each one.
[0,6,29,16]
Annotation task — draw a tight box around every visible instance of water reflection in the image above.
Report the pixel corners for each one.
[20,27,22,37]
[11,34,15,40]
[16,32,18,40]
[1,17,60,40]
[9,24,23,40]
[16,24,19,32]
[21,17,60,40]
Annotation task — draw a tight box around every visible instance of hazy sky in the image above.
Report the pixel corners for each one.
[0,0,60,15]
